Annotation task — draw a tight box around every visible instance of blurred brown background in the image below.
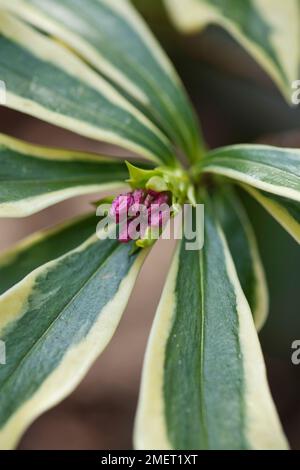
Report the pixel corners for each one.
[1,1,300,449]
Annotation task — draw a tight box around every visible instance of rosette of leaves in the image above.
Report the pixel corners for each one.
[0,0,299,450]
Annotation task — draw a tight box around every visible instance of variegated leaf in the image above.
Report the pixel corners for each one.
[164,0,299,100]
[0,11,175,165]
[199,145,300,202]
[0,226,147,449]
[0,0,204,162]
[135,197,287,450]
[212,184,268,330]
[0,133,133,217]
[243,185,300,244]
[0,213,97,294]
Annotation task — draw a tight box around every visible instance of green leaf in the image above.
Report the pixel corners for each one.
[243,185,300,244]
[0,133,133,217]
[126,161,194,205]
[0,11,175,166]
[212,185,268,330]
[0,0,204,162]
[164,0,299,100]
[0,226,147,449]
[198,144,300,202]
[0,213,98,294]
[134,197,288,450]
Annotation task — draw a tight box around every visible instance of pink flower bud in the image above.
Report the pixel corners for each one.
[111,190,170,243]
[132,189,145,204]
[110,193,133,223]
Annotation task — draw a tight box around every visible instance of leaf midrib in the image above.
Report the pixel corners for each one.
[198,248,209,449]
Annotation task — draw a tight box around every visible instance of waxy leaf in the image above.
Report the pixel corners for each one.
[0,213,98,294]
[165,0,299,100]
[243,185,300,244]
[135,197,287,449]
[0,12,175,165]
[0,0,204,162]
[212,185,268,330]
[199,145,300,202]
[0,134,133,217]
[0,227,147,449]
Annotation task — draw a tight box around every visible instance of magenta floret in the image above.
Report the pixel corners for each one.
[110,189,170,243]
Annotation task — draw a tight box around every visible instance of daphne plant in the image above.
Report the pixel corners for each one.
[0,0,299,450]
